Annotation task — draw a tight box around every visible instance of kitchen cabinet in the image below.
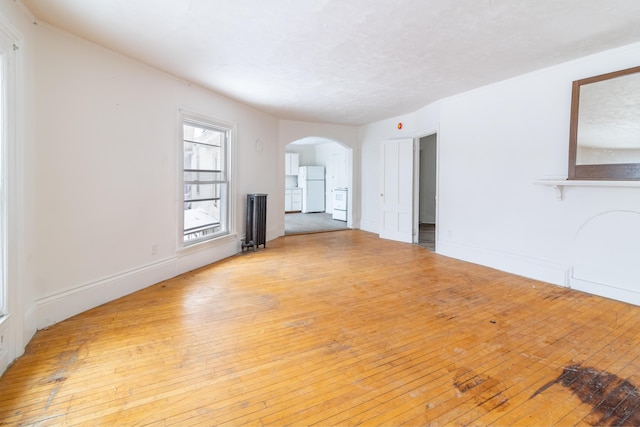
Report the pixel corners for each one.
[285,153,299,175]
[285,188,302,212]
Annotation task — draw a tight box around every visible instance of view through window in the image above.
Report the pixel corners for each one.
[183,120,229,245]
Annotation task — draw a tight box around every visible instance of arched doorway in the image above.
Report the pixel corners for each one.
[284,137,351,235]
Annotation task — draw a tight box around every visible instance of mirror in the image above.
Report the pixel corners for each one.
[568,65,640,180]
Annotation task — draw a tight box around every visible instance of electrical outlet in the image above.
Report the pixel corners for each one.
[151,244,158,255]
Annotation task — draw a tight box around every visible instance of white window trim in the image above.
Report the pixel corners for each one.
[0,15,25,374]
[177,108,237,253]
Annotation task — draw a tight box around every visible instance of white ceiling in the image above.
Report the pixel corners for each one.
[20,0,640,125]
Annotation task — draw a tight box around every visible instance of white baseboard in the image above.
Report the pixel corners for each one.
[0,315,10,375]
[35,257,178,329]
[570,277,640,306]
[34,231,283,330]
[23,303,37,347]
[437,240,570,287]
[0,348,7,376]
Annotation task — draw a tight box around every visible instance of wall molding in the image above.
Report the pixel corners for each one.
[0,314,10,374]
[437,240,570,288]
[22,303,36,347]
[33,233,268,329]
[570,277,640,306]
[35,257,178,329]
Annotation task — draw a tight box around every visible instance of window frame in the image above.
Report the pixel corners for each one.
[0,15,23,374]
[178,109,236,250]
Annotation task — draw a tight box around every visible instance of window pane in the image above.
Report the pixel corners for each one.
[184,170,222,183]
[183,124,222,145]
[184,183,220,202]
[184,199,221,242]
[184,141,221,170]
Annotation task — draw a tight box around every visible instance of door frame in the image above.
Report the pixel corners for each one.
[413,130,439,248]
[283,138,354,232]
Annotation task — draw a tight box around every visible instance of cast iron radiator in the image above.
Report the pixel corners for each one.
[242,193,267,251]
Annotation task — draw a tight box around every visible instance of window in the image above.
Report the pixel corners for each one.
[181,115,232,245]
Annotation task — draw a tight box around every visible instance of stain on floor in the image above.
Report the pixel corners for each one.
[531,364,640,426]
[453,368,509,412]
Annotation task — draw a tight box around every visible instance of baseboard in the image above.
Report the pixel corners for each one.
[23,303,37,347]
[0,315,10,375]
[0,347,7,376]
[570,277,640,306]
[437,240,570,287]
[34,231,283,329]
[35,257,178,329]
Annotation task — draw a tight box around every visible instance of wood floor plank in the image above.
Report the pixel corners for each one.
[466,304,640,426]
[353,298,608,426]
[2,230,640,426]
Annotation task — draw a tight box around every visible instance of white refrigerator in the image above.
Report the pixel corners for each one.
[299,166,325,213]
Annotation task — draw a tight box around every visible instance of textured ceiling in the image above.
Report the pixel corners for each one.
[20,0,640,125]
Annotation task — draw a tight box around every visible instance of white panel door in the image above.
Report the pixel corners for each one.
[380,138,414,243]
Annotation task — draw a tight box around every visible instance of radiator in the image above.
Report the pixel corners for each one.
[242,193,267,251]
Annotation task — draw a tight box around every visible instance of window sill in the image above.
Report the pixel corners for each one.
[532,179,640,200]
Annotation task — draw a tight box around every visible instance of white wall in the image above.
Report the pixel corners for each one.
[32,23,280,328]
[360,41,640,305]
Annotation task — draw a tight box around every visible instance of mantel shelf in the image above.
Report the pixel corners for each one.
[532,179,640,200]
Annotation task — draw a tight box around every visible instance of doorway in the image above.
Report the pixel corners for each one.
[418,134,437,251]
[284,137,351,235]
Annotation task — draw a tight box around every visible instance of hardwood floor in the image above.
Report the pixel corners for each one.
[2,230,640,426]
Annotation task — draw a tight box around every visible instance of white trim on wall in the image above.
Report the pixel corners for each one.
[0,13,24,376]
[437,240,570,288]
[32,232,248,329]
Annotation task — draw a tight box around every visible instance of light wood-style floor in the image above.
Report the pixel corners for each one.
[2,230,640,426]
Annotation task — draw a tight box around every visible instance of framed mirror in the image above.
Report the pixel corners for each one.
[568,65,640,180]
